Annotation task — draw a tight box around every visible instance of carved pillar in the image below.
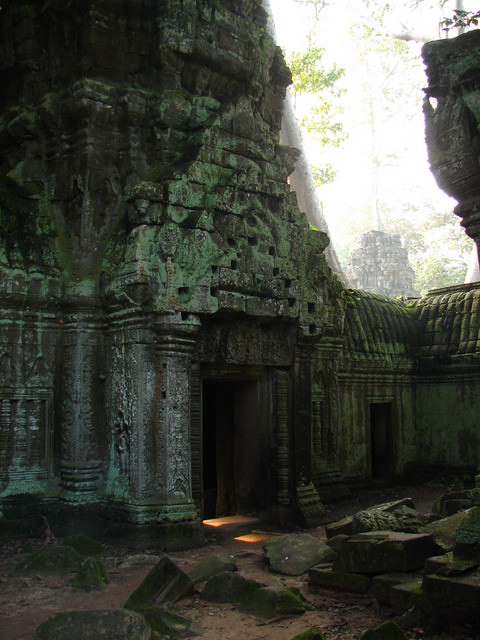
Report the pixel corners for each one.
[60,309,103,500]
[154,314,200,513]
[293,340,313,485]
[274,369,290,506]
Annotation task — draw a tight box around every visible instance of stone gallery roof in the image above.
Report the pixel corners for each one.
[412,283,480,358]
[342,290,420,362]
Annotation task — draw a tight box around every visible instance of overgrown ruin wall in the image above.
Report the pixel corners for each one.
[1,1,480,544]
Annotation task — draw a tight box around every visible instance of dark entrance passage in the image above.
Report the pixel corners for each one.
[370,402,394,479]
[202,378,266,519]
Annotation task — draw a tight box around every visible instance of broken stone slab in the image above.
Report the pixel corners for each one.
[353,504,427,534]
[187,551,236,584]
[239,585,307,619]
[422,569,480,629]
[424,551,479,576]
[424,508,471,553]
[12,545,84,576]
[141,604,202,638]
[200,570,263,604]
[334,531,439,574]
[308,566,371,593]
[326,533,349,553]
[124,555,192,611]
[359,620,408,640]
[71,557,110,591]
[34,609,151,640]
[264,533,336,576]
[454,505,480,559]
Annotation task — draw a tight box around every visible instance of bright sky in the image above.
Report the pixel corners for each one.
[268,0,475,265]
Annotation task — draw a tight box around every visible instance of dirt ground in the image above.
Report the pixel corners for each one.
[0,483,475,640]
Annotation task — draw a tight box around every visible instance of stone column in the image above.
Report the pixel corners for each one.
[59,309,103,501]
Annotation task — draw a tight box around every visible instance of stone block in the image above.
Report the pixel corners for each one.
[264,533,336,576]
[422,570,480,629]
[34,609,150,640]
[309,566,371,593]
[359,620,407,640]
[239,585,307,619]
[200,571,263,604]
[454,506,480,559]
[124,556,192,610]
[188,552,237,584]
[325,515,354,539]
[424,509,470,553]
[424,551,479,576]
[334,531,439,574]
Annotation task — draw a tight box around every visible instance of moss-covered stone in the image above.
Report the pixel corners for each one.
[12,545,84,577]
[141,605,202,638]
[125,556,192,611]
[71,557,110,590]
[239,585,307,619]
[290,629,327,640]
[34,609,150,640]
[359,620,407,640]
[200,571,263,604]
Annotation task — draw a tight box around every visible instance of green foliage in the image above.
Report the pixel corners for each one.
[286,35,346,185]
[441,9,480,33]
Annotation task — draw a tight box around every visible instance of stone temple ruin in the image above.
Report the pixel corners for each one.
[0,1,480,552]
[347,230,418,299]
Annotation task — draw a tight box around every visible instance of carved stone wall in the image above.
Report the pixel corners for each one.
[0,0,337,542]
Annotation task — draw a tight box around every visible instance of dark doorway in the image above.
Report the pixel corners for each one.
[202,379,266,518]
[370,402,394,479]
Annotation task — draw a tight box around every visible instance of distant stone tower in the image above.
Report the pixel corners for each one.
[347,230,418,298]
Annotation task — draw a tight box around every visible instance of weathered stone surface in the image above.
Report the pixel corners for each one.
[422,570,480,629]
[239,585,307,619]
[359,620,408,640]
[141,605,202,638]
[326,534,349,553]
[334,532,439,574]
[125,556,192,610]
[432,490,474,517]
[353,503,426,534]
[309,567,371,593]
[12,545,84,576]
[34,609,150,640]
[424,551,479,576]
[188,552,236,584]
[454,506,480,559]
[264,534,336,576]
[200,571,263,604]
[424,509,471,553]
[372,573,423,614]
[325,516,354,539]
[71,557,110,590]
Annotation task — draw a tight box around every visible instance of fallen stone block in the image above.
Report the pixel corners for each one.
[264,533,336,575]
[187,551,236,584]
[325,499,415,540]
[359,620,407,640]
[12,545,84,576]
[142,604,202,638]
[71,557,110,591]
[239,585,307,619]
[432,490,474,517]
[326,533,349,553]
[454,505,480,559]
[200,570,263,603]
[372,572,422,610]
[34,609,150,640]
[334,531,439,574]
[308,566,371,593]
[424,509,470,553]
[124,556,192,610]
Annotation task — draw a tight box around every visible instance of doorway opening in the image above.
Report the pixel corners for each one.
[202,378,267,519]
[370,402,394,479]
